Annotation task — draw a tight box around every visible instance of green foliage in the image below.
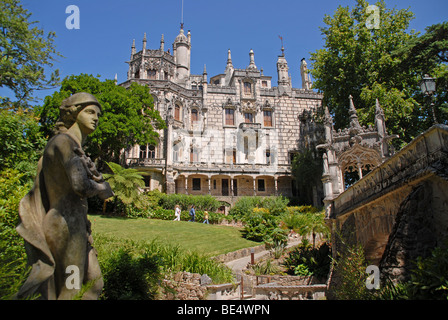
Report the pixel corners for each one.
[309,0,435,148]
[399,244,448,300]
[291,149,323,205]
[229,196,289,221]
[331,241,374,300]
[38,74,166,163]
[100,247,160,300]
[0,0,60,107]
[283,240,331,280]
[0,110,46,183]
[280,206,328,248]
[243,208,288,247]
[103,162,145,215]
[157,193,222,212]
[95,235,234,288]
[0,169,30,299]
[251,259,280,276]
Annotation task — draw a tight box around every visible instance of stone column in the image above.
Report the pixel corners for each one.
[253,177,257,196]
[184,175,188,195]
[274,176,278,196]
[207,175,211,195]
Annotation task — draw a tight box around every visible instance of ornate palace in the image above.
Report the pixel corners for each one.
[119,25,323,206]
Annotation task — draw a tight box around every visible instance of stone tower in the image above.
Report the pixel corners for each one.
[173,24,191,83]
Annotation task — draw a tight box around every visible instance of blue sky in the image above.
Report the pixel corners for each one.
[3,0,448,104]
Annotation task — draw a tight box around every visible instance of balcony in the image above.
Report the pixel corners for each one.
[128,158,165,168]
[239,122,261,131]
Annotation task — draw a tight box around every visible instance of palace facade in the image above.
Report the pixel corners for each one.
[119,25,323,206]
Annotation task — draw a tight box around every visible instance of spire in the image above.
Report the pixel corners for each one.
[131,39,136,58]
[300,58,312,90]
[160,34,165,51]
[375,98,387,138]
[227,49,233,68]
[248,49,257,70]
[142,33,147,54]
[348,95,361,129]
[202,64,207,83]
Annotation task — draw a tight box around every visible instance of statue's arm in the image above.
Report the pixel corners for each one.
[53,136,113,200]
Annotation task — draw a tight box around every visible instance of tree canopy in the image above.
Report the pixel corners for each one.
[309,0,447,148]
[0,0,60,108]
[38,74,166,164]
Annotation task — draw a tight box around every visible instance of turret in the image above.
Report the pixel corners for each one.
[300,58,312,90]
[173,25,191,82]
[248,49,257,70]
[276,46,291,94]
[225,49,234,85]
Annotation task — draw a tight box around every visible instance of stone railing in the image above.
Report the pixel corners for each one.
[331,124,448,218]
[127,158,165,168]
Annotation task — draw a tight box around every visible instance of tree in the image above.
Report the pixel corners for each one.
[0,109,46,183]
[393,22,448,124]
[291,148,322,206]
[0,0,60,108]
[102,162,145,214]
[38,74,166,164]
[309,0,424,148]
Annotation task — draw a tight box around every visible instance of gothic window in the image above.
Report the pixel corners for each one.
[263,110,272,127]
[175,104,181,121]
[147,69,156,80]
[190,147,199,163]
[225,108,235,126]
[139,145,147,159]
[191,109,199,123]
[244,112,254,123]
[148,145,155,159]
[244,82,252,94]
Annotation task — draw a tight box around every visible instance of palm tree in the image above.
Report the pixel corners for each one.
[102,162,145,214]
[295,211,329,248]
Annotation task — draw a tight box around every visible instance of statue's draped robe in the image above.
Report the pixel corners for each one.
[16,133,104,300]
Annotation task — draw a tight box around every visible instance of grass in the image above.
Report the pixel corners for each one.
[89,215,260,257]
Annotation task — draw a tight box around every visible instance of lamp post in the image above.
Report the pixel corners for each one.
[420,74,438,124]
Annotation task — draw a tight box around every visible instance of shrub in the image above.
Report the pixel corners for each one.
[100,247,160,300]
[158,193,221,212]
[243,208,288,246]
[229,196,290,221]
[283,240,331,280]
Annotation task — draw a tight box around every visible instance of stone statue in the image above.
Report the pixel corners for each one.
[16,92,114,300]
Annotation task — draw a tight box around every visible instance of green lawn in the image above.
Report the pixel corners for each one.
[89,215,260,257]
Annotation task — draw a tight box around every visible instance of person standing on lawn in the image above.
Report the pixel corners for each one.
[174,205,181,221]
[203,211,209,224]
[189,205,196,222]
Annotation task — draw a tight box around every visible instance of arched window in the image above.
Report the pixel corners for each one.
[191,109,199,123]
[174,104,181,121]
[225,108,235,126]
[243,82,251,94]
[263,110,272,127]
[147,69,156,80]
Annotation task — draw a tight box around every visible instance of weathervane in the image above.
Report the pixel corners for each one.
[278,35,285,56]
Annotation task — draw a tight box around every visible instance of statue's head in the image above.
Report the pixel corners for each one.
[55,92,102,133]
